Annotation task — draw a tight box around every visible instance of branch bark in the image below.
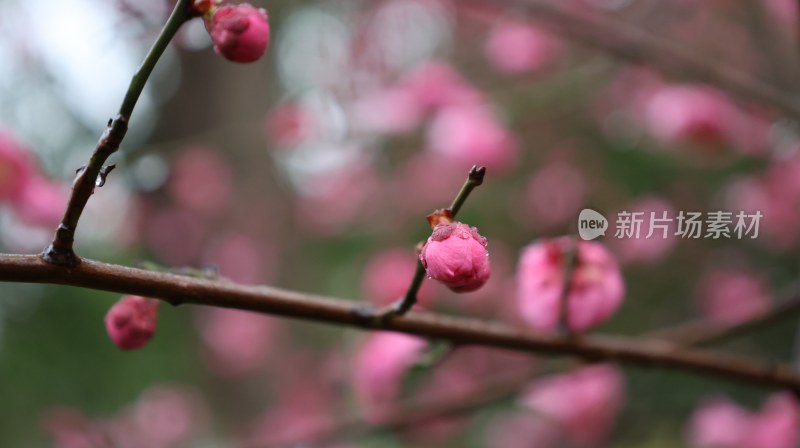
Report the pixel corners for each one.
[1,253,798,392]
[648,290,800,346]
[41,0,196,267]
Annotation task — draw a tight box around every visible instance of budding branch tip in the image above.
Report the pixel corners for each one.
[97,164,117,187]
[469,165,486,185]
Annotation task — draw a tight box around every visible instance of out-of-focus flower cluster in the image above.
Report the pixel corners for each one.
[0,129,67,252]
[1,0,798,446]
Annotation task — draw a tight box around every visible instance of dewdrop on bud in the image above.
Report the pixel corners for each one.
[104,295,159,350]
[420,222,490,292]
[206,3,270,63]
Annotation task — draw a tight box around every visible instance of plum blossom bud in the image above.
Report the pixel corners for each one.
[206,4,270,63]
[420,222,491,293]
[516,237,624,332]
[104,295,159,350]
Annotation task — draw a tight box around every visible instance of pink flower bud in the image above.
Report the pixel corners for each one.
[516,237,625,332]
[420,222,491,293]
[207,4,270,63]
[104,295,159,350]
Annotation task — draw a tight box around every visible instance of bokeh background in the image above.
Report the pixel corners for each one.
[0,0,799,446]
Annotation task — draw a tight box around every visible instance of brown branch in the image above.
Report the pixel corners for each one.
[1,254,799,392]
[286,295,800,446]
[250,367,539,448]
[462,0,800,120]
[41,0,196,267]
[648,291,800,347]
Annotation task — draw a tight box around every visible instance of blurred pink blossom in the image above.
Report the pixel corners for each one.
[522,159,586,230]
[167,147,233,216]
[353,332,426,421]
[399,347,534,444]
[42,407,110,448]
[393,153,466,214]
[132,385,208,448]
[688,397,751,448]
[264,102,316,147]
[695,266,772,326]
[245,362,336,446]
[746,393,800,448]
[484,22,563,74]
[420,222,491,293]
[43,385,208,448]
[611,196,678,265]
[725,176,799,249]
[423,346,535,398]
[0,128,35,203]
[688,393,800,448]
[351,86,424,134]
[196,308,280,378]
[202,232,275,285]
[294,162,380,235]
[765,0,798,22]
[402,60,484,110]
[12,176,68,228]
[644,84,739,149]
[361,248,436,307]
[520,363,626,447]
[725,151,800,250]
[484,413,560,448]
[517,237,625,332]
[427,105,519,172]
[143,207,208,265]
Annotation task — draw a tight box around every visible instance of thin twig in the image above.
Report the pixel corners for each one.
[558,236,579,335]
[292,292,800,447]
[376,166,487,318]
[649,288,800,347]
[0,253,799,391]
[41,0,196,267]
[250,367,539,448]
